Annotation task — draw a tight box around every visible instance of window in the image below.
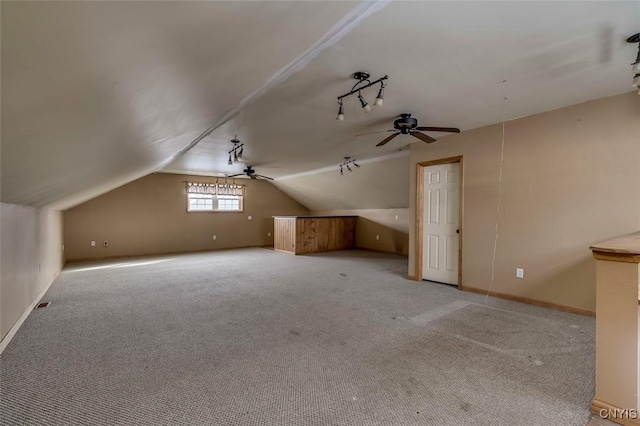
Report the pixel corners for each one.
[188,194,214,211]
[186,182,244,212]
[187,193,243,212]
[217,196,241,211]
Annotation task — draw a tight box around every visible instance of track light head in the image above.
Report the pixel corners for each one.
[374,84,384,107]
[336,100,344,121]
[347,164,352,172]
[358,92,371,113]
[340,166,343,175]
[354,162,360,168]
[228,155,233,166]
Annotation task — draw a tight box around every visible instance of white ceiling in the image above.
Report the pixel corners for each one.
[2,1,639,210]
[276,152,410,211]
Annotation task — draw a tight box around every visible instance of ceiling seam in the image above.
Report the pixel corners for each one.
[157,0,392,170]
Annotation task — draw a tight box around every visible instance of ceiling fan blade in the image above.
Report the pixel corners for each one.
[415,126,460,133]
[355,129,396,137]
[410,131,437,144]
[376,132,401,147]
[255,174,274,181]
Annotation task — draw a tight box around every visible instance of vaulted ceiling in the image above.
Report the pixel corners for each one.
[2,1,638,210]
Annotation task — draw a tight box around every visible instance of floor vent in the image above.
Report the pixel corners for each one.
[35,302,51,309]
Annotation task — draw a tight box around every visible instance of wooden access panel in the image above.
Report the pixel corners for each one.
[274,217,296,253]
[273,216,356,255]
[295,217,356,255]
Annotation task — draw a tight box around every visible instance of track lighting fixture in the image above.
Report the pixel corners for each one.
[628,33,640,95]
[228,138,244,164]
[374,82,385,107]
[336,99,344,121]
[339,157,360,175]
[358,91,371,113]
[336,72,388,120]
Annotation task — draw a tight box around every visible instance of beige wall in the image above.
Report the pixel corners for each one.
[1,204,65,340]
[313,209,409,255]
[65,173,309,261]
[409,92,640,312]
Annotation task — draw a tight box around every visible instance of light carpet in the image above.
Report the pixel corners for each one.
[0,248,595,425]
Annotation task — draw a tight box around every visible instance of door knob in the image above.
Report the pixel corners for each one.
[456,229,460,234]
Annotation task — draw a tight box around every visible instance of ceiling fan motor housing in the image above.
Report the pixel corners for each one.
[394,113,418,134]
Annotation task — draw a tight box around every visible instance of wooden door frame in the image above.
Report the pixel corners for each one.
[415,156,464,288]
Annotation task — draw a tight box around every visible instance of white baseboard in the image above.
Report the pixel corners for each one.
[0,270,59,355]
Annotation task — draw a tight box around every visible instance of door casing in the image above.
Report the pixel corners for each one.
[415,155,464,288]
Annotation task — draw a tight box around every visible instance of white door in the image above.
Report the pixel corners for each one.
[422,162,460,285]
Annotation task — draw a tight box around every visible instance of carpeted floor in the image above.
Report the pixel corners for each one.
[1,248,596,425]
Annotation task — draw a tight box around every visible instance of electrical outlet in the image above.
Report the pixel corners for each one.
[103,241,108,247]
[212,235,217,240]
[394,215,399,220]
[267,232,271,237]
[376,235,380,240]
[248,215,252,220]
[91,241,96,247]
[516,268,524,279]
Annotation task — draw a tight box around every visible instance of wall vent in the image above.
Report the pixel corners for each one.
[35,302,51,309]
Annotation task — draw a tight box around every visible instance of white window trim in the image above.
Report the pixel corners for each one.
[187,193,244,212]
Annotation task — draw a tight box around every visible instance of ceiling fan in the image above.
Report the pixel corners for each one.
[228,166,273,180]
[361,113,460,146]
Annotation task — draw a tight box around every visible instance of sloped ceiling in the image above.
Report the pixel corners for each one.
[2,1,639,211]
[275,152,409,211]
[1,1,358,208]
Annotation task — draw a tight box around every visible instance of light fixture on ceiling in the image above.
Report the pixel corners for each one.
[228,138,244,165]
[628,32,640,95]
[336,99,344,121]
[374,81,385,107]
[339,157,360,175]
[336,72,388,120]
[357,91,371,114]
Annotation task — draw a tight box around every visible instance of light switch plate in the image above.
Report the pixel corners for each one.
[516,268,524,279]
